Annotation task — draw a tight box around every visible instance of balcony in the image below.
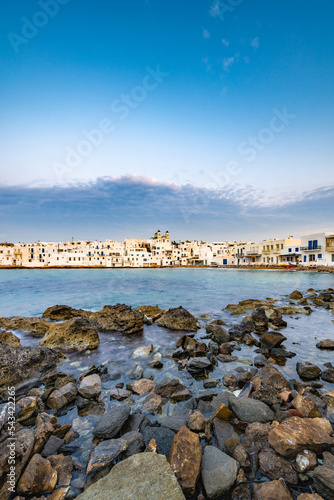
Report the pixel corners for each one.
[301,246,322,251]
[246,251,261,256]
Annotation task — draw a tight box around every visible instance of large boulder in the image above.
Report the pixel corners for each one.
[168,426,201,496]
[155,306,199,331]
[201,445,239,499]
[40,317,100,351]
[0,341,66,397]
[93,403,131,439]
[0,329,21,347]
[0,316,51,336]
[94,304,144,333]
[43,305,92,320]
[268,417,334,457]
[229,395,275,423]
[76,453,186,500]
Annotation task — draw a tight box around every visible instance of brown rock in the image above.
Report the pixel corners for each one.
[143,393,162,414]
[47,382,78,411]
[134,305,166,320]
[289,290,303,300]
[94,304,144,333]
[155,378,192,400]
[256,364,290,392]
[145,439,158,453]
[17,454,58,496]
[212,403,233,421]
[110,388,132,401]
[313,465,334,500]
[187,410,206,432]
[168,426,202,496]
[48,455,73,486]
[0,316,51,336]
[0,329,21,347]
[260,332,287,349]
[268,417,334,457]
[33,413,61,454]
[297,494,324,500]
[127,378,156,395]
[295,449,317,473]
[17,396,38,422]
[232,469,252,500]
[292,395,322,418]
[316,339,334,350]
[155,306,199,332]
[40,317,100,351]
[253,479,293,500]
[258,449,298,483]
[48,487,71,500]
[233,444,251,472]
[223,373,237,387]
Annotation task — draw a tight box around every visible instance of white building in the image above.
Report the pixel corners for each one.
[300,233,334,267]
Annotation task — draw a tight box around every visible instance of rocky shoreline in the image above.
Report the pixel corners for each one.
[0,288,334,499]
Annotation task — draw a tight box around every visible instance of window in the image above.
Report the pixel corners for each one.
[288,248,292,253]
[304,256,306,262]
[309,254,315,262]
[332,254,334,262]
[295,248,299,252]
[281,244,283,249]
[318,254,322,259]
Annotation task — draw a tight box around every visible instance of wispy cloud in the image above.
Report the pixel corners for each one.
[221,38,229,47]
[0,177,333,242]
[251,37,260,48]
[222,56,235,71]
[203,29,210,39]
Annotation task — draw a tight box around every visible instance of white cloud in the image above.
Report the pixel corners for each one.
[222,56,235,71]
[203,29,210,39]
[221,38,229,47]
[251,37,260,48]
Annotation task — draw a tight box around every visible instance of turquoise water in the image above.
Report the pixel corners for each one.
[1,267,333,317]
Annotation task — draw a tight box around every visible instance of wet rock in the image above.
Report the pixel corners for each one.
[33,413,62,454]
[201,445,239,500]
[161,408,190,433]
[127,378,156,395]
[297,362,322,380]
[321,369,334,383]
[204,378,220,388]
[229,395,274,423]
[134,305,166,321]
[47,486,71,499]
[94,304,144,333]
[43,304,91,320]
[289,290,303,300]
[48,454,73,486]
[212,403,233,421]
[292,395,322,418]
[127,364,144,380]
[277,306,311,315]
[260,332,287,349]
[155,378,192,401]
[78,374,101,399]
[17,454,58,496]
[168,426,201,496]
[213,419,240,452]
[0,428,35,500]
[110,388,132,401]
[0,316,51,336]
[76,452,186,499]
[223,374,237,388]
[133,344,154,358]
[254,354,270,367]
[313,464,334,500]
[145,439,158,453]
[258,449,298,483]
[143,427,176,458]
[87,438,128,475]
[252,387,281,407]
[155,306,199,332]
[41,435,64,457]
[316,339,334,350]
[187,410,206,432]
[93,402,131,439]
[143,393,162,414]
[186,357,212,376]
[268,417,334,457]
[217,354,238,363]
[40,317,100,352]
[0,329,21,347]
[205,324,230,343]
[16,396,38,422]
[251,308,269,333]
[256,364,290,392]
[47,383,78,411]
[295,449,317,473]
[43,370,76,389]
[0,342,66,397]
[253,479,293,500]
[122,431,145,458]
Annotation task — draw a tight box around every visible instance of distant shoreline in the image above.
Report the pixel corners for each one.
[0,265,333,272]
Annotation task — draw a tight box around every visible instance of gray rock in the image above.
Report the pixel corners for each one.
[201,445,239,499]
[296,362,321,380]
[229,395,274,423]
[76,453,186,499]
[155,306,198,332]
[78,374,101,399]
[205,324,230,344]
[213,419,241,452]
[93,403,131,439]
[143,426,175,458]
[160,408,190,433]
[186,357,212,376]
[122,431,145,457]
[87,438,128,475]
[41,435,64,457]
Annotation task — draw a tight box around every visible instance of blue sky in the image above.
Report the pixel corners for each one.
[0,0,333,241]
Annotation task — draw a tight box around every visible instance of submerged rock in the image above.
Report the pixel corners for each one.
[155,306,199,331]
[40,317,100,351]
[76,453,186,500]
[201,445,239,499]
